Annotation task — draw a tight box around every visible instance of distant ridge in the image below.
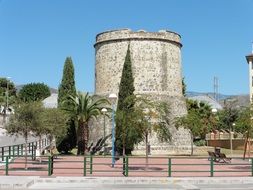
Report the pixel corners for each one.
[186,91,250,108]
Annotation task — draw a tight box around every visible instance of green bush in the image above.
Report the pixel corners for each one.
[194,139,206,146]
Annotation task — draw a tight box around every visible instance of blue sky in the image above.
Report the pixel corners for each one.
[0,0,252,95]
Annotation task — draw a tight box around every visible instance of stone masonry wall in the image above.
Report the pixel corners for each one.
[92,29,191,154]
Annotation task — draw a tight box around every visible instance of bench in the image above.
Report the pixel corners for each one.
[207,151,231,163]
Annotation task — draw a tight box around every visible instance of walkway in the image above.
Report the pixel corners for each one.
[1,176,253,190]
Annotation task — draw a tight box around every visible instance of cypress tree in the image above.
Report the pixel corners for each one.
[58,57,76,109]
[57,57,77,153]
[117,46,135,111]
[116,45,135,155]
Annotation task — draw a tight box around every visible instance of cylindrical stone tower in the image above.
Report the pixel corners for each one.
[93,29,190,154]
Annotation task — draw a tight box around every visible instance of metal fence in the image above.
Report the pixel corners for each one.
[1,155,253,177]
[0,138,50,162]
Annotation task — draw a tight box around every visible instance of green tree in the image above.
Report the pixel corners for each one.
[18,83,50,102]
[0,77,16,115]
[217,100,239,131]
[40,108,68,152]
[57,57,77,153]
[235,107,251,134]
[116,45,135,156]
[176,99,216,155]
[65,92,109,155]
[58,57,76,109]
[116,95,172,156]
[176,111,203,155]
[5,102,43,169]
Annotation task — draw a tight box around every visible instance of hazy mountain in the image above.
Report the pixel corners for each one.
[186,91,250,108]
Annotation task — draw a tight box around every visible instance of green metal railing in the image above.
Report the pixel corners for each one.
[0,138,50,162]
[1,155,253,177]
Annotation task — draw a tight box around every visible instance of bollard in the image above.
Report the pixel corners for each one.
[168,158,172,177]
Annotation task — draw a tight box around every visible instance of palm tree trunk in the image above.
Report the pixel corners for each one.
[78,122,85,155]
[77,125,81,155]
[83,122,89,155]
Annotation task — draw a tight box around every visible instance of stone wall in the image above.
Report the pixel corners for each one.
[92,29,191,154]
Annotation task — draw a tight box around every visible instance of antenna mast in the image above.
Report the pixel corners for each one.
[214,76,219,101]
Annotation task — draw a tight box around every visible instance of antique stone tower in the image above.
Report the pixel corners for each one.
[93,29,190,154]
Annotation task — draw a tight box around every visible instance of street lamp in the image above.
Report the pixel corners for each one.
[101,108,107,156]
[211,108,217,114]
[211,108,217,148]
[109,93,117,167]
[144,115,151,170]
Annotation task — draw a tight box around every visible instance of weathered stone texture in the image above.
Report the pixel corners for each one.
[93,29,191,154]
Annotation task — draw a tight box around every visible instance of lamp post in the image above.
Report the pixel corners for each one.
[109,93,117,167]
[144,115,151,170]
[101,108,107,156]
[211,108,217,148]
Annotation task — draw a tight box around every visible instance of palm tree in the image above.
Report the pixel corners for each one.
[66,92,109,155]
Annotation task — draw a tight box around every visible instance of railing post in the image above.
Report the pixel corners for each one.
[31,142,34,157]
[251,158,253,176]
[90,154,93,174]
[5,156,9,176]
[123,157,126,176]
[83,156,87,176]
[168,158,172,177]
[210,158,214,177]
[12,145,15,157]
[125,156,128,177]
[48,156,52,176]
[8,146,11,158]
[17,145,19,156]
[21,144,23,156]
[28,143,31,153]
[1,147,4,161]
